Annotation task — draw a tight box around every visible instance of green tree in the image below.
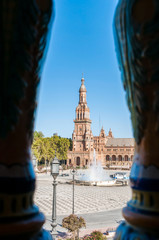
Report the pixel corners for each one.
[68,138,73,151]
[31,132,71,168]
[57,137,70,160]
[32,137,43,164]
[34,131,44,139]
[40,137,52,168]
[49,135,59,158]
[50,135,70,161]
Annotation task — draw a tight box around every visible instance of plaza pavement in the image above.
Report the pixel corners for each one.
[34,171,131,238]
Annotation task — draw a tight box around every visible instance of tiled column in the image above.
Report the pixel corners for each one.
[114,0,159,239]
[0,0,53,239]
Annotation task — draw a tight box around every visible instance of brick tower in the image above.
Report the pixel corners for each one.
[69,77,94,166]
[67,76,135,167]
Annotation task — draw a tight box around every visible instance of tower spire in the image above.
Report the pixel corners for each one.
[75,76,91,121]
[79,75,86,93]
[81,74,85,86]
[108,128,113,138]
[73,76,92,153]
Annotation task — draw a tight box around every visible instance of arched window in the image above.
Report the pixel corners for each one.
[76,157,80,166]
[112,155,116,161]
[118,155,122,161]
[125,155,128,161]
[106,155,110,160]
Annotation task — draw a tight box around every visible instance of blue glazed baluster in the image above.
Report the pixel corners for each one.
[114,0,159,239]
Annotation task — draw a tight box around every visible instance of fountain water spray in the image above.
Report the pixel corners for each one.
[79,149,111,181]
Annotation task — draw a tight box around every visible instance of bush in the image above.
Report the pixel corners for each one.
[82,165,87,169]
[83,235,95,240]
[62,214,86,232]
[91,231,106,239]
[65,238,79,240]
[83,231,107,240]
[62,214,86,240]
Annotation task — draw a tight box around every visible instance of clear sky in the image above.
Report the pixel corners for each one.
[35,0,133,139]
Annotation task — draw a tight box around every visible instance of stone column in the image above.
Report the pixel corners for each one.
[0,0,53,239]
[121,156,123,166]
[110,155,112,166]
[74,157,76,167]
[128,155,131,169]
[116,155,118,165]
[114,0,159,238]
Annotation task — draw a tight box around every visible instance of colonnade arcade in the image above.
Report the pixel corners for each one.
[106,154,134,161]
[68,154,134,168]
[105,155,133,167]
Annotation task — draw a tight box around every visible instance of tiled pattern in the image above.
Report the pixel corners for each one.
[34,177,131,216]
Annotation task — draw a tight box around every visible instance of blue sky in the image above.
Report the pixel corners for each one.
[35,0,133,139]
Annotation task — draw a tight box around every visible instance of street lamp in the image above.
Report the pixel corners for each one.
[50,153,60,240]
[70,168,77,214]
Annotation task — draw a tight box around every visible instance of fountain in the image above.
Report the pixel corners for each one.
[76,150,116,186]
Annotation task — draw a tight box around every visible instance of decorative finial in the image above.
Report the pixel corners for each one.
[108,128,113,137]
[81,73,84,85]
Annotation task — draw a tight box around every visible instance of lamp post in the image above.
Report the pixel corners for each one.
[50,153,60,240]
[70,168,77,214]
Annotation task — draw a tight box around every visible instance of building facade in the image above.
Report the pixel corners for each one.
[67,77,135,168]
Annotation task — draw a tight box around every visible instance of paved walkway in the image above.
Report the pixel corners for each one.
[34,172,131,238]
[35,172,131,216]
[43,209,123,239]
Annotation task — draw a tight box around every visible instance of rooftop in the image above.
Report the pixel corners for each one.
[106,138,135,147]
